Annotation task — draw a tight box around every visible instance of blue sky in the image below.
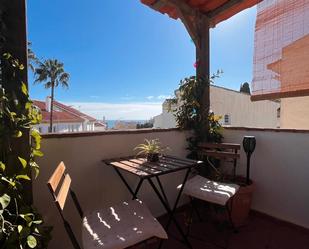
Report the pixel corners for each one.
[27,0,256,120]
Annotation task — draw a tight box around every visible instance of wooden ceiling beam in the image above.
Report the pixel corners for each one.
[151,0,166,10]
[151,0,197,17]
[208,0,245,18]
[177,10,200,48]
[150,0,212,48]
[165,0,196,16]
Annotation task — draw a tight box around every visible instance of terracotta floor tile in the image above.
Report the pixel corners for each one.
[132,206,309,249]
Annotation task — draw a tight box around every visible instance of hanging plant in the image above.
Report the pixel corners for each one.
[0,53,51,248]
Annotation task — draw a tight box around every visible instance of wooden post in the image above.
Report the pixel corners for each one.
[196,14,210,141]
[1,0,28,78]
[0,0,32,204]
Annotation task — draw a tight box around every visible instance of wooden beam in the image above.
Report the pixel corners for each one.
[166,0,196,16]
[149,0,210,48]
[174,6,200,48]
[0,0,31,204]
[208,0,245,18]
[196,14,210,141]
[151,0,196,16]
[151,0,166,10]
[1,0,28,75]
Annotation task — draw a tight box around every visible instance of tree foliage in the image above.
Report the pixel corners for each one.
[240,82,251,94]
[136,119,154,129]
[0,54,51,248]
[169,73,224,159]
[27,42,39,73]
[34,59,70,132]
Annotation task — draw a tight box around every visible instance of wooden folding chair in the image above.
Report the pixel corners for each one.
[47,162,167,249]
[182,143,241,247]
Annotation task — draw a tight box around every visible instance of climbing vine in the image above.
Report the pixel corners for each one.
[0,53,51,248]
[169,73,224,159]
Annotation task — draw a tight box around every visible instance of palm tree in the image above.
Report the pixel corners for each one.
[27,42,39,72]
[34,59,70,132]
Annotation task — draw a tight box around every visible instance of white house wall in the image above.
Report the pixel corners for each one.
[210,86,279,128]
[154,86,280,129]
[35,122,95,134]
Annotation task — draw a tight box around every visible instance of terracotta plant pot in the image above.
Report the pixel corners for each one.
[228,177,255,227]
[147,153,159,162]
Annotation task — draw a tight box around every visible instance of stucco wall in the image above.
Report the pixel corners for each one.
[34,128,309,249]
[34,129,190,249]
[154,85,280,129]
[35,121,95,134]
[223,127,309,229]
[211,86,280,128]
[281,96,309,129]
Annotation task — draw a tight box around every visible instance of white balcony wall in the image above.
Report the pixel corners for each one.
[34,129,190,249]
[34,128,309,249]
[223,128,309,230]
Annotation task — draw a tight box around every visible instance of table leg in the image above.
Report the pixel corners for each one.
[155,176,171,209]
[113,167,144,199]
[132,179,143,200]
[148,168,192,249]
[162,168,192,244]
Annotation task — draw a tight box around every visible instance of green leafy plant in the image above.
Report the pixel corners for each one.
[134,139,169,162]
[208,112,223,143]
[169,74,224,178]
[134,139,164,155]
[0,53,52,248]
[169,73,223,156]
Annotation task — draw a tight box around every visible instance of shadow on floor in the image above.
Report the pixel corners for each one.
[133,203,309,249]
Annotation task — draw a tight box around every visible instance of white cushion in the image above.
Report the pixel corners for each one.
[82,199,167,249]
[183,175,239,206]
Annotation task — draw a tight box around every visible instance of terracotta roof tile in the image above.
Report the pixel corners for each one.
[33,100,96,123]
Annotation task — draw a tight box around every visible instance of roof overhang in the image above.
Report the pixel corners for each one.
[141,0,262,27]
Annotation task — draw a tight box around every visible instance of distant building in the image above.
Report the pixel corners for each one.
[113,121,139,130]
[94,121,108,131]
[154,85,280,129]
[33,97,97,134]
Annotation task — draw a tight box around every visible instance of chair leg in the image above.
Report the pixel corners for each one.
[190,197,203,222]
[186,199,195,237]
[226,200,238,233]
[185,200,235,249]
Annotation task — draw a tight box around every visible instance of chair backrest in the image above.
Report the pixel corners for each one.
[198,142,240,178]
[47,162,84,249]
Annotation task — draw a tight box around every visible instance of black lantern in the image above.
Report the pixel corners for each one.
[243,136,256,185]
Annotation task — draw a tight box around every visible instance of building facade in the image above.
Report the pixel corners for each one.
[154,85,280,129]
[33,97,97,134]
[280,96,309,129]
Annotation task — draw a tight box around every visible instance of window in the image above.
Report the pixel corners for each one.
[53,126,56,132]
[224,114,231,125]
[277,108,281,118]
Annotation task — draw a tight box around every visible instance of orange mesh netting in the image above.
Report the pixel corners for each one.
[252,0,309,101]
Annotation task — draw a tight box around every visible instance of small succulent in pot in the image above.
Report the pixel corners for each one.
[134,139,167,162]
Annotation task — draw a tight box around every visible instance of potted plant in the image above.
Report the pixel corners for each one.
[228,136,256,227]
[170,75,256,227]
[134,139,166,162]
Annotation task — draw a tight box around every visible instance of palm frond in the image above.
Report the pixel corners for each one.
[33,58,70,91]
